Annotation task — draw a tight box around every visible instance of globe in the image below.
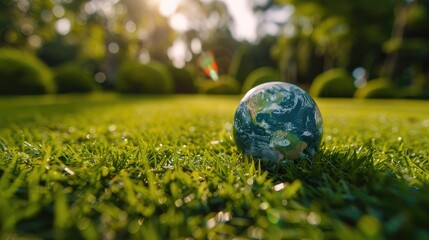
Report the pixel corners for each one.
[233,82,323,162]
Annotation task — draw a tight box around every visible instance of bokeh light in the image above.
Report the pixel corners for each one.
[55,18,71,36]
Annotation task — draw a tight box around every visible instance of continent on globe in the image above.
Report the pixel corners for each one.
[270,130,307,160]
[233,82,323,163]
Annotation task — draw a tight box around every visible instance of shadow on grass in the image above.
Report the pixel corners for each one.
[261,147,429,239]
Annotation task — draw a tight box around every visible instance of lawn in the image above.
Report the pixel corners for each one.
[0,94,428,239]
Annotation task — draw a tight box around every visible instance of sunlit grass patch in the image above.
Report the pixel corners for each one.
[0,95,428,239]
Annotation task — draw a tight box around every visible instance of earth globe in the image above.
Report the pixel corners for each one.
[233,82,323,162]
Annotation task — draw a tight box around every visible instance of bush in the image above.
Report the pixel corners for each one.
[309,68,356,98]
[0,48,55,95]
[354,78,405,99]
[241,67,281,93]
[197,75,241,95]
[37,38,79,67]
[396,87,425,99]
[54,63,98,93]
[355,78,429,99]
[116,61,173,94]
[166,65,197,94]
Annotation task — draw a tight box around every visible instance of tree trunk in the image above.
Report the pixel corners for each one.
[382,3,411,81]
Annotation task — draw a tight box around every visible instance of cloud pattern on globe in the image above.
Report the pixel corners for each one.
[233,82,323,162]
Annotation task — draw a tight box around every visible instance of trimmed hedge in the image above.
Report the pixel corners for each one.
[354,78,426,99]
[354,78,396,98]
[0,48,55,95]
[116,61,173,94]
[398,87,426,99]
[166,65,197,94]
[37,38,78,67]
[241,67,281,93]
[309,68,356,98]
[197,75,240,95]
[54,63,98,93]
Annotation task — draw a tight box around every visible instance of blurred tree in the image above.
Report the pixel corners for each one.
[268,2,327,84]
[0,0,178,81]
[202,28,239,77]
[1,0,241,80]
[381,0,429,88]
[0,0,55,50]
[229,36,278,84]
[258,0,429,92]
[121,0,176,62]
[174,0,239,73]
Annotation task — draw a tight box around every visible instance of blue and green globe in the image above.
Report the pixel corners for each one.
[233,82,323,162]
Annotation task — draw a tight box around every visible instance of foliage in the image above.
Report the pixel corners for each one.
[178,0,237,66]
[37,38,80,67]
[241,67,281,93]
[311,16,351,68]
[229,37,278,84]
[0,95,429,239]
[354,78,397,99]
[53,63,98,93]
[197,75,241,95]
[268,0,429,88]
[397,87,427,99]
[166,65,197,94]
[0,0,56,50]
[271,34,324,85]
[116,61,174,94]
[309,68,356,98]
[0,48,55,95]
[354,78,428,99]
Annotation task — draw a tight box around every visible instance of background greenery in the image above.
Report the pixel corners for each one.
[0,48,55,95]
[0,0,428,97]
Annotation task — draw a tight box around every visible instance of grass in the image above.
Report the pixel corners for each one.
[0,94,428,239]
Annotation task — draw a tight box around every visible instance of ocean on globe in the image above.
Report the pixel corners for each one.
[233,82,323,162]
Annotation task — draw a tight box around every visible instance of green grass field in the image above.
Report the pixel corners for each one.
[0,94,428,239]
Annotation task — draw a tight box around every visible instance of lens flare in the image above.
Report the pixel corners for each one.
[197,51,219,81]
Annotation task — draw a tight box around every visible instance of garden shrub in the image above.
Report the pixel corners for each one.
[54,63,98,93]
[309,68,356,98]
[197,75,240,95]
[241,67,281,93]
[37,38,79,67]
[0,48,55,95]
[354,78,403,99]
[166,65,197,94]
[116,61,173,94]
[396,87,425,99]
[355,78,429,99]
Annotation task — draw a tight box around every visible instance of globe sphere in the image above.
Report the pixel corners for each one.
[233,82,323,162]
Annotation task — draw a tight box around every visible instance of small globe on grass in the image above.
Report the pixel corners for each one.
[233,82,323,164]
